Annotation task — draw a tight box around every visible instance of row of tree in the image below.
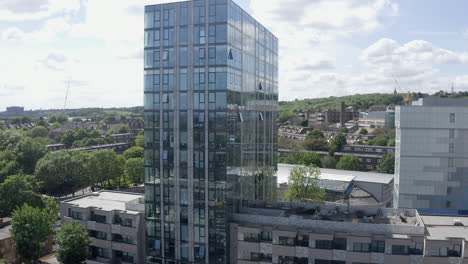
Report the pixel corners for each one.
[279,148,395,174]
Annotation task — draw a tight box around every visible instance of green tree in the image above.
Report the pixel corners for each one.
[56,221,90,264]
[0,258,8,264]
[15,137,48,174]
[300,120,308,127]
[125,158,144,184]
[303,137,328,151]
[278,136,302,149]
[378,153,395,174]
[0,175,43,217]
[123,146,144,160]
[73,129,89,141]
[30,126,49,138]
[299,152,322,167]
[108,124,130,135]
[0,150,19,182]
[42,197,60,222]
[336,155,363,171]
[306,129,325,140]
[323,155,337,169]
[279,109,295,123]
[359,128,368,135]
[88,150,123,188]
[135,132,144,147]
[21,116,32,124]
[61,131,75,147]
[35,151,89,196]
[284,165,325,203]
[330,132,347,152]
[387,138,396,147]
[368,136,389,146]
[339,127,348,134]
[12,204,53,263]
[279,148,303,164]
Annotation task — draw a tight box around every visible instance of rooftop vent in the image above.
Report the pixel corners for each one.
[454,219,464,226]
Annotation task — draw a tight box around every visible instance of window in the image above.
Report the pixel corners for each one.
[449,143,454,153]
[251,253,272,262]
[199,28,206,44]
[296,234,309,247]
[70,210,83,220]
[199,48,205,59]
[238,112,244,122]
[260,231,272,242]
[450,113,456,123]
[162,94,169,103]
[278,236,295,246]
[371,240,385,253]
[112,234,135,245]
[353,242,371,252]
[449,129,455,139]
[449,158,454,168]
[91,247,110,259]
[316,240,332,250]
[244,233,259,242]
[116,251,134,264]
[259,112,264,121]
[315,260,345,264]
[91,212,106,223]
[333,238,347,250]
[89,230,107,240]
[114,215,133,227]
[162,50,169,61]
[392,243,423,255]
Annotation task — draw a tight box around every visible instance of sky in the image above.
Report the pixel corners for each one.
[0,0,468,111]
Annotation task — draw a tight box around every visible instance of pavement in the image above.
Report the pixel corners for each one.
[39,253,60,264]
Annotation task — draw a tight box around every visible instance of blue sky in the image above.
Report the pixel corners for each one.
[0,0,467,110]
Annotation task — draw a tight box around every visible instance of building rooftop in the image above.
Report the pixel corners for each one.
[63,191,143,214]
[420,215,468,241]
[278,164,394,184]
[412,97,468,107]
[0,218,12,241]
[234,201,424,235]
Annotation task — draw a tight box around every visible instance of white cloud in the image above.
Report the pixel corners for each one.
[2,17,71,42]
[0,0,80,21]
[2,27,25,41]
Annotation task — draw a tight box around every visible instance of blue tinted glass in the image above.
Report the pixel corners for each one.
[145,12,154,28]
[180,73,188,91]
[215,24,227,42]
[179,27,188,45]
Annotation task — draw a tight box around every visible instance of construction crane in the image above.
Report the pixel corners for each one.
[392,75,412,105]
[64,79,71,110]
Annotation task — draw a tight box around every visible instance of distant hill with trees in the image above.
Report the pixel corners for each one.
[279,93,428,123]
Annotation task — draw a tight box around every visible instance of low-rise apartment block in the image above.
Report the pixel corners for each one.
[230,201,468,264]
[60,191,145,264]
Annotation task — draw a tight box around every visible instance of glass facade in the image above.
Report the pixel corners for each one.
[395,98,468,215]
[144,0,278,263]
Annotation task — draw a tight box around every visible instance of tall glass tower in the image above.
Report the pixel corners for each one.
[144,0,278,263]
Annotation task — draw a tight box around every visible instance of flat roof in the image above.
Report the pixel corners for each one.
[64,191,143,214]
[0,223,12,241]
[278,164,394,185]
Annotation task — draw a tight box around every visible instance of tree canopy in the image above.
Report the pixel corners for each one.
[378,153,395,174]
[56,221,90,264]
[12,204,54,263]
[123,146,144,160]
[35,151,89,196]
[299,152,322,167]
[125,158,144,184]
[330,132,347,152]
[336,155,363,171]
[284,165,325,203]
[0,174,43,217]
